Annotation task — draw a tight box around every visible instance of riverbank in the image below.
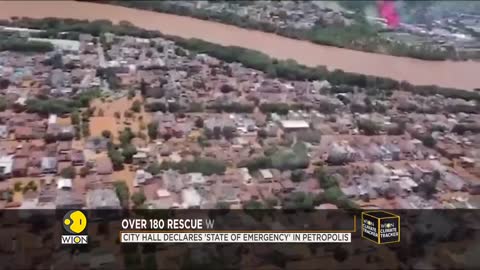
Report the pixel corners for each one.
[4,16,480,103]
[112,0,455,61]
[0,1,479,89]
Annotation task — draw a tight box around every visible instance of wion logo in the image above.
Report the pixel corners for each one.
[61,210,88,245]
[361,210,400,244]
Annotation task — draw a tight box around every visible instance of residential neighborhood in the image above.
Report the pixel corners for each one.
[0,21,479,212]
[0,6,478,270]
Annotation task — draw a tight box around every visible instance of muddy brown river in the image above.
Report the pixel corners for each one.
[1,1,479,90]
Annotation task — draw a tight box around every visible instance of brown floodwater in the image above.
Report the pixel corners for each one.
[1,1,479,90]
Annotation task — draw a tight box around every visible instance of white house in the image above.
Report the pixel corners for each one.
[181,188,202,208]
[28,38,80,52]
[0,155,13,178]
[57,178,73,190]
[279,120,310,131]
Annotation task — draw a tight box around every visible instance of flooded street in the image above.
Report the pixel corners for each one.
[1,1,479,89]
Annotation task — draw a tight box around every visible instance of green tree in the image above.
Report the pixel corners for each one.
[71,111,80,125]
[122,144,137,164]
[60,166,76,179]
[114,181,130,208]
[197,136,210,148]
[25,99,73,115]
[291,169,305,182]
[0,39,53,52]
[283,192,315,209]
[419,172,440,199]
[14,182,23,192]
[315,167,338,189]
[324,186,345,204]
[119,127,135,146]
[238,156,271,171]
[422,134,436,148]
[145,162,162,175]
[131,100,142,113]
[147,122,158,141]
[270,143,309,171]
[131,190,146,207]
[264,146,279,156]
[259,103,290,115]
[357,119,380,136]
[23,181,38,193]
[109,148,125,171]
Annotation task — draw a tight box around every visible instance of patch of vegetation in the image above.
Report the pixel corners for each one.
[282,191,315,209]
[314,167,358,209]
[131,190,146,207]
[60,166,76,179]
[159,158,226,176]
[114,181,130,208]
[24,89,101,116]
[238,142,309,171]
[0,36,53,52]
[270,142,310,171]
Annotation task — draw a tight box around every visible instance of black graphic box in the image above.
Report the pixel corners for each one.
[362,211,400,244]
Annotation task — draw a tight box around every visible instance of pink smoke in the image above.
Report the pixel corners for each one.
[378,0,400,28]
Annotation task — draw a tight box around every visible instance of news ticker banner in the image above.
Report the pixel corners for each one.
[117,210,401,244]
[116,209,357,243]
[4,209,477,246]
[1,210,479,270]
[120,232,351,243]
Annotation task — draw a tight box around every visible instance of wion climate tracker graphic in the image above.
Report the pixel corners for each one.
[61,210,88,245]
[361,210,400,244]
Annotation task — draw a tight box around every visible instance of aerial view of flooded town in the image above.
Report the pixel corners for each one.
[0,1,479,269]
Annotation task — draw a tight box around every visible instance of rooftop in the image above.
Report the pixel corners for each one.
[87,189,121,209]
[279,120,310,129]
